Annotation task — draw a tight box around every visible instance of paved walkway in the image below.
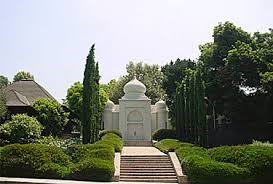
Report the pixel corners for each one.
[0,177,175,184]
[121,146,166,156]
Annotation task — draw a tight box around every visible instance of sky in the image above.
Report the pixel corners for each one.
[1,0,273,102]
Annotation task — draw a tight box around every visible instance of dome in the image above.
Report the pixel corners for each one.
[122,77,148,100]
[155,100,167,110]
[105,100,115,110]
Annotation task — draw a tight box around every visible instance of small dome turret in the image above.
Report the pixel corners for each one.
[105,100,115,110]
[122,77,148,100]
[155,100,167,110]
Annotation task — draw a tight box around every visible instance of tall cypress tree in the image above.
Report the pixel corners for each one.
[82,44,96,144]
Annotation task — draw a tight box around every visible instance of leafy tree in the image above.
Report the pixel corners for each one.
[161,58,196,120]
[0,114,43,144]
[0,91,7,119]
[13,71,34,82]
[107,62,165,104]
[65,82,108,120]
[199,22,273,125]
[33,98,69,136]
[0,75,9,88]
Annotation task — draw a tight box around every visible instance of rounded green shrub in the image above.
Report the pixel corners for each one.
[99,129,122,139]
[37,163,71,179]
[182,155,249,183]
[71,158,114,181]
[152,129,176,141]
[154,139,182,153]
[33,98,69,136]
[66,144,114,163]
[176,145,210,160]
[96,133,123,152]
[0,144,71,178]
[208,145,273,179]
[0,114,43,144]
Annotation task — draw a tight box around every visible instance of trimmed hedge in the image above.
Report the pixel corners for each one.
[156,139,273,183]
[152,129,176,141]
[66,144,114,163]
[182,155,249,183]
[0,144,72,178]
[209,145,273,180]
[99,129,122,139]
[71,158,114,181]
[96,133,123,152]
[155,138,195,153]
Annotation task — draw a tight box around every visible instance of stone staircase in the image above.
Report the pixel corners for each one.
[120,155,178,183]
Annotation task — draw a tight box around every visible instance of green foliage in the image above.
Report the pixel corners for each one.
[66,144,114,163]
[37,163,71,179]
[13,71,34,82]
[152,129,176,141]
[106,62,166,104]
[208,145,273,179]
[251,140,273,147]
[175,67,207,146]
[0,90,7,118]
[65,82,108,121]
[96,133,123,152]
[182,155,249,183]
[99,129,122,139]
[0,144,72,178]
[33,98,69,136]
[35,136,81,150]
[66,82,83,116]
[0,114,43,144]
[82,44,101,144]
[154,139,183,153]
[70,158,114,181]
[161,59,196,120]
[0,75,9,88]
[199,22,273,124]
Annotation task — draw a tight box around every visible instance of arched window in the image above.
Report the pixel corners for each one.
[127,110,143,122]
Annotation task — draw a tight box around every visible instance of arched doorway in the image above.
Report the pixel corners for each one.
[126,110,144,140]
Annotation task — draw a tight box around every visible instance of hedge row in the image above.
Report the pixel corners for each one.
[0,132,123,181]
[155,139,273,183]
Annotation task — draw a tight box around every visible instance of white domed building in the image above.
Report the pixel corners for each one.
[103,77,170,144]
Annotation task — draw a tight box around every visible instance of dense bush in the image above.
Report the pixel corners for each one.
[208,145,273,180]
[33,98,69,136]
[182,155,249,183]
[71,158,114,181]
[0,144,72,178]
[0,132,122,181]
[152,129,176,141]
[154,139,183,153]
[99,129,122,139]
[66,144,114,163]
[96,133,123,152]
[36,136,81,150]
[0,114,43,144]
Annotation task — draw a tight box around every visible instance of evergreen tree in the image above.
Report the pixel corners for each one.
[174,68,208,146]
[82,44,96,144]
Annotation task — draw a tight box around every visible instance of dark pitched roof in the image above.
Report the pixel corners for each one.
[3,79,56,106]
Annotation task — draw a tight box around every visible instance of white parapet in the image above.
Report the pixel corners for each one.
[169,152,188,184]
[112,152,120,181]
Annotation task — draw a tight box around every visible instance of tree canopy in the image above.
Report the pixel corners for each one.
[106,61,166,104]
[13,71,34,82]
[0,75,9,88]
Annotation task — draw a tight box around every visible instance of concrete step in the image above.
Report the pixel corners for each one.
[121,164,173,167]
[120,178,178,183]
[121,172,176,176]
[121,160,172,163]
[120,169,175,173]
